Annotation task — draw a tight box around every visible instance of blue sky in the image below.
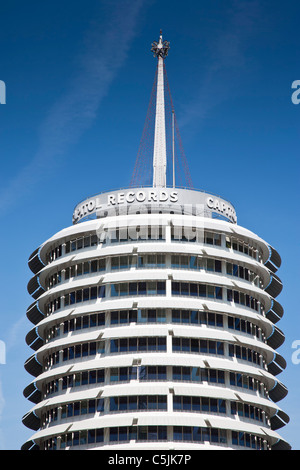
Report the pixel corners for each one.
[0,0,299,450]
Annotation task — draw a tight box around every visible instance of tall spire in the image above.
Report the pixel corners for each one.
[151,31,170,188]
[130,32,193,190]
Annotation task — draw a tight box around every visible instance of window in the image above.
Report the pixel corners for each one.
[173,426,226,444]
[110,337,166,354]
[172,338,224,356]
[231,431,267,450]
[108,426,167,443]
[110,395,167,412]
[110,281,166,298]
[139,366,166,381]
[226,289,262,313]
[61,340,101,364]
[171,282,223,300]
[137,254,166,269]
[173,396,226,414]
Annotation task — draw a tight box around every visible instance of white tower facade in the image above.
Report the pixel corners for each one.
[22,33,290,451]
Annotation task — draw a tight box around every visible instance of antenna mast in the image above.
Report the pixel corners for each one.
[151,31,170,188]
[130,32,193,189]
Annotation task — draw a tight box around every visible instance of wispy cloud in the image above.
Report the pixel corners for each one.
[0,0,147,212]
[178,0,262,131]
[4,315,27,354]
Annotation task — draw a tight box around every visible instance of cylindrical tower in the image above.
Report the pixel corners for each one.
[22,33,290,451]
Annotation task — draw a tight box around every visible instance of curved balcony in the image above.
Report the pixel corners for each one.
[270,409,290,431]
[24,354,43,378]
[265,245,282,273]
[26,301,44,326]
[265,272,283,298]
[266,299,284,324]
[28,246,45,275]
[26,327,43,352]
[267,325,285,350]
[23,382,41,404]
[22,410,40,432]
[268,380,288,403]
[267,353,287,376]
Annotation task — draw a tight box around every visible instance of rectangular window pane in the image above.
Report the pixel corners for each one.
[129,282,137,295]
[110,339,118,353]
[147,282,156,295]
[110,428,118,442]
[157,282,166,295]
[207,285,214,298]
[190,284,198,297]
[215,286,223,299]
[158,337,166,351]
[172,282,180,295]
[199,284,206,297]
[111,284,119,297]
[119,283,128,296]
[98,285,105,298]
[138,282,146,295]
[174,426,182,441]
[90,287,97,299]
[181,283,189,295]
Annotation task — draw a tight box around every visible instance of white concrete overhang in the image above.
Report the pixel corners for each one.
[33,268,273,319]
[32,320,277,369]
[23,411,282,447]
[31,298,279,361]
[29,349,281,397]
[34,242,271,290]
